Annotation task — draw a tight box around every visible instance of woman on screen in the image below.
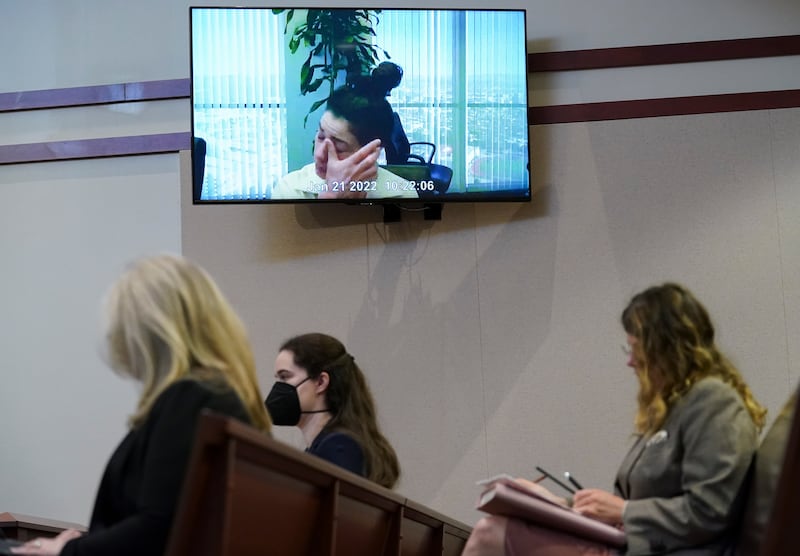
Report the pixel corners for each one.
[13,255,271,556]
[271,77,419,201]
[265,332,401,489]
[462,283,765,556]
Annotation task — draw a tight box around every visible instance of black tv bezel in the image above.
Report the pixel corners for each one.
[189,6,532,207]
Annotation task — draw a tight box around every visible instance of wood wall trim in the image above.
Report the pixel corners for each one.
[0,132,191,165]
[0,79,190,112]
[528,34,800,72]
[1,35,798,163]
[528,89,800,125]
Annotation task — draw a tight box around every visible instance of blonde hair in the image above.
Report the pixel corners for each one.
[105,254,271,432]
[622,283,766,435]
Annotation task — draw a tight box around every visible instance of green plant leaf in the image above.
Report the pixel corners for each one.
[300,60,312,92]
[283,9,295,33]
[306,77,326,93]
[309,98,327,113]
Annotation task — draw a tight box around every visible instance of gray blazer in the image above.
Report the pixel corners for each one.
[614,377,758,555]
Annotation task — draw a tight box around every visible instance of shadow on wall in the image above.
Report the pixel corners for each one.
[257,127,549,262]
[256,197,548,263]
[248,122,558,510]
[344,185,558,505]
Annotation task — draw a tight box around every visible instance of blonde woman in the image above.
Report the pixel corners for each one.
[464,283,766,556]
[14,255,271,556]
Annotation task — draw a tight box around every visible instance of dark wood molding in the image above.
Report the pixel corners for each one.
[0,132,191,165]
[529,34,800,72]
[0,512,87,541]
[0,34,797,163]
[0,78,190,112]
[529,89,800,125]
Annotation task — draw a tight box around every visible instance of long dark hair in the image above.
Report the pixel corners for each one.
[280,333,401,488]
[621,282,766,434]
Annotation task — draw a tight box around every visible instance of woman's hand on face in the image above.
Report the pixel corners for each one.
[319,138,381,199]
[572,489,625,525]
[11,529,83,555]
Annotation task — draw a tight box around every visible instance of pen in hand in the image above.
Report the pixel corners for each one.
[564,471,584,490]
[535,465,575,494]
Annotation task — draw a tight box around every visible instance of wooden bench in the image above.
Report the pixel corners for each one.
[0,513,85,542]
[6,388,799,555]
[165,411,471,556]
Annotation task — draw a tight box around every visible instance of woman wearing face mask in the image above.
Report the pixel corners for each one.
[264,333,401,489]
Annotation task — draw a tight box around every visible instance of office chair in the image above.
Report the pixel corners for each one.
[384,112,453,197]
[192,136,207,201]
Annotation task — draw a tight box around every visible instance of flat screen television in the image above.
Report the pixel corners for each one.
[190,7,530,206]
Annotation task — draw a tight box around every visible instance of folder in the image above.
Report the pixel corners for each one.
[477,478,627,548]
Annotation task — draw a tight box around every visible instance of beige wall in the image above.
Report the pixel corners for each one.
[181,107,800,524]
[2,0,799,528]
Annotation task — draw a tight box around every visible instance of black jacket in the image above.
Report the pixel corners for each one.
[62,379,252,556]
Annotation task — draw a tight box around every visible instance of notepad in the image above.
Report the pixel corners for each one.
[476,477,627,548]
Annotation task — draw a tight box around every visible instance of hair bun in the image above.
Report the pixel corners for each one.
[350,61,403,99]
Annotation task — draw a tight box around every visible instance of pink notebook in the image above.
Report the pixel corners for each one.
[477,479,627,548]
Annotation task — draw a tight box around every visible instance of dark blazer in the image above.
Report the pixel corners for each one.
[61,379,252,556]
[615,377,758,555]
[306,429,366,478]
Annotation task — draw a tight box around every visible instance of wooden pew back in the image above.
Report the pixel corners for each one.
[759,389,800,555]
[166,412,471,556]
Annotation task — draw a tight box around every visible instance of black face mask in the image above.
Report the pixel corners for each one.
[265,377,329,426]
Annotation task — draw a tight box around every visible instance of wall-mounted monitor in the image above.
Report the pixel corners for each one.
[190,7,530,205]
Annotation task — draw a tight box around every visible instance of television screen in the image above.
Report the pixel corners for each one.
[190,7,530,204]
